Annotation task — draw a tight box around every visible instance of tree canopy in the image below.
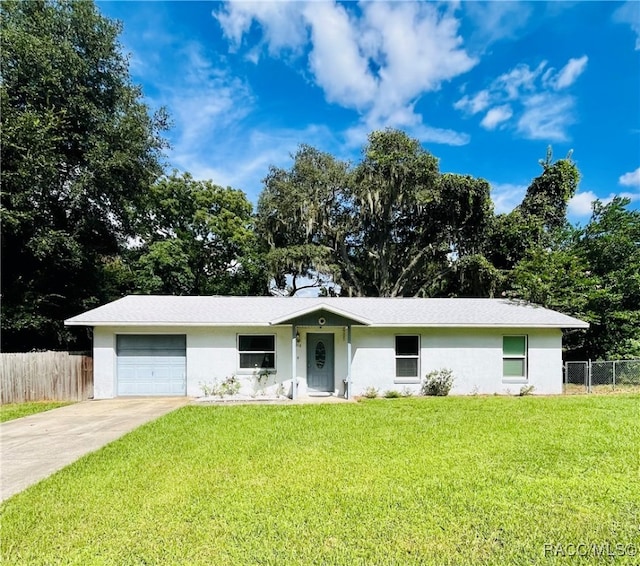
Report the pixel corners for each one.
[1,0,167,351]
[257,130,494,298]
[125,173,267,297]
[510,198,640,359]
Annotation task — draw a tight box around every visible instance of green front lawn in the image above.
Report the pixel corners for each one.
[1,396,638,565]
[0,401,72,423]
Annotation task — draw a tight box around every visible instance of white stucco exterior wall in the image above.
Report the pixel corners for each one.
[92,325,564,398]
[93,327,116,399]
[349,327,563,396]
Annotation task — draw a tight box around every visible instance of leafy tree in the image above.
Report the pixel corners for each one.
[257,130,494,297]
[256,145,348,295]
[577,198,640,359]
[519,148,579,233]
[486,148,579,272]
[346,129,441,296]
[1,0,167,351]
[508,199,640,359]
[128,173,267,296]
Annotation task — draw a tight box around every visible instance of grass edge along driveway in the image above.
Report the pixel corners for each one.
[1,395,638,565]
[0,401,73,423]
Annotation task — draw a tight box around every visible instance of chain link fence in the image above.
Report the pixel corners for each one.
[564,360,640,394]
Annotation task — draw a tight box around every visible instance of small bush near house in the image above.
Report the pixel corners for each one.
[383,390,401,399]
[421,368,454,396]
[199,382,216,397]
[216,375,241,397]
[362,386,379,399]
[401,387,413,397]
[519,385,535,396]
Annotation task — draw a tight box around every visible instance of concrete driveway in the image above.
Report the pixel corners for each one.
[0,397,189,502]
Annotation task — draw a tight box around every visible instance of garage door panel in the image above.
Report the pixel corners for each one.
[116,335,186,396]
[117,335,186,353]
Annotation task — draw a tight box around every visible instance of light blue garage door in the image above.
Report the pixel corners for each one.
[116,335,186,396]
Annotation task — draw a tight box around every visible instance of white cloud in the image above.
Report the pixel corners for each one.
[568,191,599,217]
[361,3,477,111]
[454,55,586,141]
[215,1,476,146]
[480,105,513,130]
[344,110,470,148]
[490,183,527,214]
[116,17,342,203]
[215,2,307,58]
[620,190,640,202]
[413,124,470,147]
[544,56,589,90]
[612,1,640,50]
[302,2,377,110]
[454,90,490,115]
[463,2,534,47]
[569,188,640,219]
[495,62,547,100]
[619,167,640,187]
[517,93,575,141]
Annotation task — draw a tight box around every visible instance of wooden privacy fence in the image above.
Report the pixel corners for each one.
[0,351,93,404]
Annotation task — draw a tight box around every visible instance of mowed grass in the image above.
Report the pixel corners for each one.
[0,401,72,423]
[1,397,639,565]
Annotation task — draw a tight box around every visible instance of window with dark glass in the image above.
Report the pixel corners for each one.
[238,335,276,370]
[395,335,419,379]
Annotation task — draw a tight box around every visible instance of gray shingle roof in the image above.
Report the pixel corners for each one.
[64,295,589,328]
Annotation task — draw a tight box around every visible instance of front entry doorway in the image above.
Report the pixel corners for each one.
[306,333,334,392]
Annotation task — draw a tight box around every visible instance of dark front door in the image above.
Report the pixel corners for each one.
[307,333,334,392]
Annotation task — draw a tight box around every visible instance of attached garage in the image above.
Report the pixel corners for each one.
[116,335,186,396]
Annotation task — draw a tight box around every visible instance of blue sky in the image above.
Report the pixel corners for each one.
[99,1,640,223]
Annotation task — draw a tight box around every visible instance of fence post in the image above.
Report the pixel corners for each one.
[612,361,616,391]
[588,359,592,394]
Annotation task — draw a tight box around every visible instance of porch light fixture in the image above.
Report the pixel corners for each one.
[296,330,301,345]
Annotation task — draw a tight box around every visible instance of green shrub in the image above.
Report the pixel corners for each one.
[362,386,379,399]
[519,385,535,396]
[383,390,401,398]
[213,375,241,397]
[421,368,454,396]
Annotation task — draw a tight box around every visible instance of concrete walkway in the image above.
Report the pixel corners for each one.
[0,398,188,502]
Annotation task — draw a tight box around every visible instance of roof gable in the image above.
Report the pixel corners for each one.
[269,304,372,326]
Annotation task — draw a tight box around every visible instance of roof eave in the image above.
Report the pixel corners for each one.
[370,322,589,329]
[65,320,589,329]
[64,320,274,327]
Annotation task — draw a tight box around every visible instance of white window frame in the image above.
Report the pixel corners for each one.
[394,334,421,384]
[502,335,528,381]
[237,334,276,372]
